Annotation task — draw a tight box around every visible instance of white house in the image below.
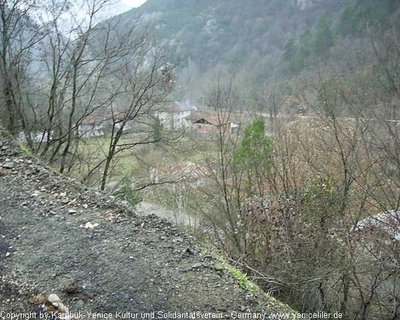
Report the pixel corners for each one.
[156,102,193,130]
[18,131,52,143]
[78,115,105,138]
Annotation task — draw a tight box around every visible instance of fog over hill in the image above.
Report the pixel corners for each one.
[105,0,400,104]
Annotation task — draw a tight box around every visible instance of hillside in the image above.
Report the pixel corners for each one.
[114,0,343,71]
[0,130,295,315]
[110,0,400,99]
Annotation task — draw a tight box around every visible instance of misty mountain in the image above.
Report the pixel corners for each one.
[107,0,399,85]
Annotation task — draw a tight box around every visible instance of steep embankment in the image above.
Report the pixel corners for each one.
[0,131,293,317]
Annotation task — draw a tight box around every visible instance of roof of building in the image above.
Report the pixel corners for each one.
[185,112,230,126]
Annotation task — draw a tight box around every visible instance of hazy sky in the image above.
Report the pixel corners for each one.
[100,0,148,19]
[108,0,147,16]
[122,0,148,7]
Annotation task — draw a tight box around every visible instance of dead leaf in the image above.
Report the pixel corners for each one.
[105,212,119,221]
[84,222,99,229]
[28,294,46,304]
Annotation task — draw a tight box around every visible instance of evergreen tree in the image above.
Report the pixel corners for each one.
[153,115,163,145]
[295,30,313,67]
[314,15,334,56]
[337,2,358,37]
[283,39,297,62]
[233,116,273,174]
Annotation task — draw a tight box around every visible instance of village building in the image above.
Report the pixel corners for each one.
[184,111,247,134]
[156,102,192,130]
[18,130,52,143]
[78,115,105,138]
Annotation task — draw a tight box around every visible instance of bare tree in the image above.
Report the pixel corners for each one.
[0,0,46,135]
[97,49,174,190]
[261,80,291,132]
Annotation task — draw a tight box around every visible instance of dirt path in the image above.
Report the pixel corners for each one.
[0,132,293,317]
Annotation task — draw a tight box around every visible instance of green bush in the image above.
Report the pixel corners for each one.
[114,175,142,208]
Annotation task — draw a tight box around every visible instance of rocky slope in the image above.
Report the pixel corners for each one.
[0,131,293,317]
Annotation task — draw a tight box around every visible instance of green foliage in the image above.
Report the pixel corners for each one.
[313,15,334,56]
[19,143,34,157]
[285,30,314,73]
[284,39,297,62]
[337,2,360,37]
[153,116,163,144]
[317,75,346,117]
[282,0,400,76]
[337,0,393,37]
[114,175,142,208]
[356,0,389,27]
[211,253,297,315]
[216,256,261,294]
[233,117,273,173]
[298,30,313,58]
[303,177,341,223]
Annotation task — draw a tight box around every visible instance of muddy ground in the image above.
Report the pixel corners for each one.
[0,132,292,318]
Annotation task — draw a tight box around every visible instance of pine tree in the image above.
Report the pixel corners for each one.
[313,15,334,56]
[337,2,358,37]
[283,39,297,62]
